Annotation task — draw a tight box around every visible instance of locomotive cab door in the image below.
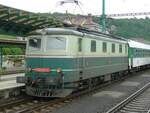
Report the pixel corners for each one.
[77,38,84,80]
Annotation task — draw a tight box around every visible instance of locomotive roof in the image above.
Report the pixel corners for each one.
[128,39,150,50]
[29,28,83,36]
[29,27,127,43]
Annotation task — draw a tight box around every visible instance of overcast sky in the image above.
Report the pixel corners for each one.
[0,0,150,16]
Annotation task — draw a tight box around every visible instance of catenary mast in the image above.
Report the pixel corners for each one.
[101,0,106,32]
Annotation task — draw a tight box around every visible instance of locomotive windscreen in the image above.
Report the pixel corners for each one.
[29,38,41,51]
[46,37,66,51]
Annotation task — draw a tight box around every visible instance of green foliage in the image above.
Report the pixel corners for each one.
[92,16,100,25]
[2,47,24,55]
[2,48,11,55]
[10,48,23,55]
[92,17,150,41]
[106,18,150,41]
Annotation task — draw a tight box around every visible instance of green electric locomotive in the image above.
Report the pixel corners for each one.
[21,27,129,97]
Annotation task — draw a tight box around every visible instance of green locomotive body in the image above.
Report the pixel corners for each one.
[24,28,129,97]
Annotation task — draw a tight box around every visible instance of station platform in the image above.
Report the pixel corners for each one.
[0,73,24,81]
[0,80,24,91]
[0,73,25,98]
[0,73,25,90]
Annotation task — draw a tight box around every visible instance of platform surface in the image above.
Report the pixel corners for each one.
[0,73,25,91]
[0,73,24,81]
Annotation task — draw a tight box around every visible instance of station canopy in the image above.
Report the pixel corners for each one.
[0,4,64,35]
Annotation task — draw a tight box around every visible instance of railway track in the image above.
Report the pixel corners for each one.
[13,74,132,113]
[0,96,48,113]
[0,79,114,113]
[0,71,149,113]
[106,82,150,113]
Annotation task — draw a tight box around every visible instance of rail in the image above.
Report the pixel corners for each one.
[106,82,150,113]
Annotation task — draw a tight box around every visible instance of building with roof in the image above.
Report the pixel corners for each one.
[63,14,102,32]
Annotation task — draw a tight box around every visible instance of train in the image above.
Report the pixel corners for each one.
[17,27,150,97]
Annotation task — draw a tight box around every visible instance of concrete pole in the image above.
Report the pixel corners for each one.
[101,0,106,32]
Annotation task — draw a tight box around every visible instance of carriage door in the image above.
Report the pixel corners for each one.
[78,38,84,80]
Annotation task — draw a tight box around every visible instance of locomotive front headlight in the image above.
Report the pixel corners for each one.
[26,67,32,72]
[56,68,62,73]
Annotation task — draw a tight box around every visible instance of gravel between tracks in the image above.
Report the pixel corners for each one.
[51,70,150,113]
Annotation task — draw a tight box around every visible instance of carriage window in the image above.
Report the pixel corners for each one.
[46,37,66,50]
[29,38,41,50]
[103,42,107,52]
[112,44,115,53]
[119,44,122,53]
[78,38,82,52]
[91,40,96,52]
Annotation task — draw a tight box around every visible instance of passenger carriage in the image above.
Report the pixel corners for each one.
[128,40,150,70]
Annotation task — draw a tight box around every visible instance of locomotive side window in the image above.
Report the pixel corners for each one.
[112,44,115,53]
[91,40,96,52]
[78,38,82,52]
[29,38,41,50]
[46,37,66,50]
[119,44,122,53]
[103,42,107,53]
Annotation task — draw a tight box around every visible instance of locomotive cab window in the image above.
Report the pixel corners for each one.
[91,40,96,52]
[46,37,66,51]
[28,38,41,51]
